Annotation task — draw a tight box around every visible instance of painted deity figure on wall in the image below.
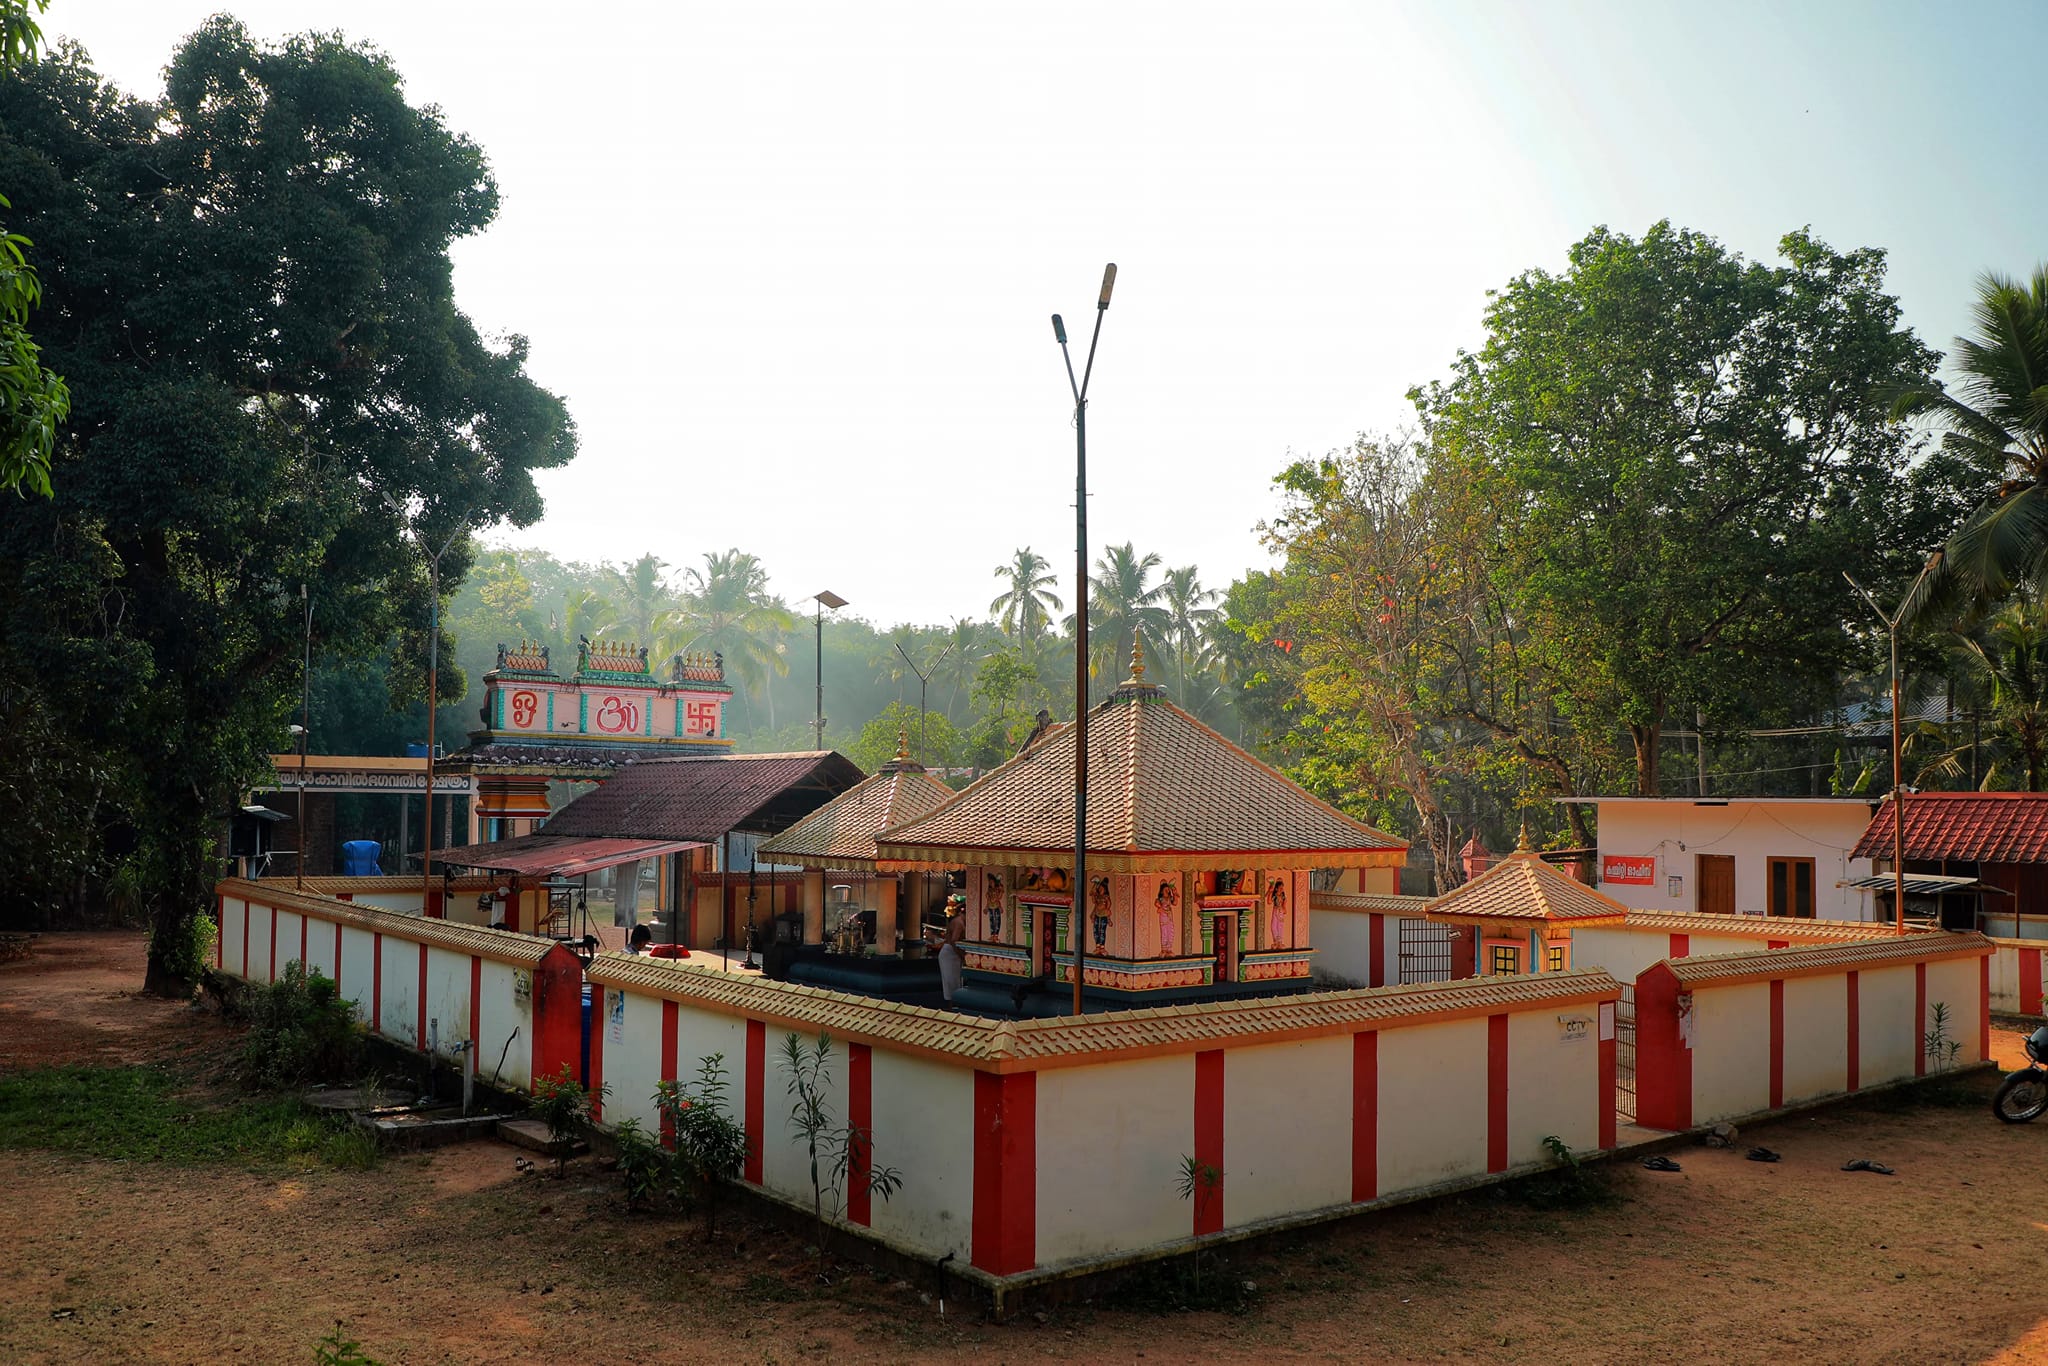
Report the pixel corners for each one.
[984,872,1005,939]
[1268,877,1288,946]
[1154,879,1179,955]
[1089,877,1112,951]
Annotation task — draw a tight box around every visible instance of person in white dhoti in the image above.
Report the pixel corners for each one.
[929,896,967,1003]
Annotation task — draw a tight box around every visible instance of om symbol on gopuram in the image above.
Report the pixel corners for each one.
[594,696,640,734]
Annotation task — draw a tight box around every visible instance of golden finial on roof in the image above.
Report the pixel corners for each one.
[895,726,911,762]
[1516,818,1534,854]
[1127,636,1147,683]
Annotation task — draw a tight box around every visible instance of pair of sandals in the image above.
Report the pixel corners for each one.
[1643,1148,1891,1173]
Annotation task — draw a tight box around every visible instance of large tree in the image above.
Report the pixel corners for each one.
[0,25,575,990]
[1416,223,1955,795]
[0,0,66,494]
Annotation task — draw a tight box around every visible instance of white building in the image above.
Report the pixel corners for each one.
[1561,797,1880,922]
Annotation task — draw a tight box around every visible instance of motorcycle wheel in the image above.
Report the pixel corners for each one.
[1993,1069,2048,1124]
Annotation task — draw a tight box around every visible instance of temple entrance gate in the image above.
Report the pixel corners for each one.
[1397,918,1451,983]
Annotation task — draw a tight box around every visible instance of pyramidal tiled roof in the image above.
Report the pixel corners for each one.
[873,676,1405,873]
[1425,851,1630,925]
[758,745,957,870]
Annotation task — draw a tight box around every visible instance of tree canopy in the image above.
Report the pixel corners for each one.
[0,22,575,989]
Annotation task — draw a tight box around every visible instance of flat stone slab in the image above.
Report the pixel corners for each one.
[302,1086,416,1113]
[496,1117,587,1157]
[355,1109,501,1150]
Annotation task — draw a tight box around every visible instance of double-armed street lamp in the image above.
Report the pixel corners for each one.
[387,495,471,904]
[894,641,954,765]
[1846,549,1944,936]
[1052,262,1117,1016]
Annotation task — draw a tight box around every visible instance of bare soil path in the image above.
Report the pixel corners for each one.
[2,932,2046,1364]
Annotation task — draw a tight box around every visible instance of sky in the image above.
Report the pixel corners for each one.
[49,0,2048,630]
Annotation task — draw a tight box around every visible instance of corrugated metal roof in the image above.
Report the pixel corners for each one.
[433,834,704,878]
[1851,792,2048,863]
[584,954,1620,1072]
[1424,852,1630,925]
[540,752,866,842]
[873,682,1405,871]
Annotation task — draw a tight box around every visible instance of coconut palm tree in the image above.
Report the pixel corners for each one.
[990,548,1063,644]
[1068,542,1170,695]
[609,554,675,650]
[560,587,618,660]
[1159,565,1221,699]
[1895,268,2048,619]
[1956,597,2048,790]
[932,618,988,718]
[669,550,795,733]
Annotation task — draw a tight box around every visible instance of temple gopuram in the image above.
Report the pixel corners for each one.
[444,637,736,841]
[870,649,1408,1014]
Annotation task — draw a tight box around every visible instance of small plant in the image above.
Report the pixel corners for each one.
[237,961,363,1090]
[781,1031,903,1265]
[314,1321,383,1365]
[611,1117,667,1211]
[530,1066,605,1175]
[657,1053,753,1239]
[1925,1001,1964,1072]
[1516,1134,1615,1210]
[1174,1154,1226,1294]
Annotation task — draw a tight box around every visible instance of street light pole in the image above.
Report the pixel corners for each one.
[894,641,953,765]
[297,583,312,890]
[813,590,848,749]
[1847,551,1943,936]
[1053,262,1117,1016]
[388,497,469,911]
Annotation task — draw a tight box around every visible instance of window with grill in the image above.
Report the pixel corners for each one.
[1546,945,1566,973]
[1491,944,1521,975]
[1768,857,1816,918]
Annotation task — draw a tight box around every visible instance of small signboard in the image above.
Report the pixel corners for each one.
[1602,854,1656,886]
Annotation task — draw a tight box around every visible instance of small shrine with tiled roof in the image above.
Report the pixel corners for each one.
[759,732,959,958]
[1425,827,1629,977]
[871,645,1407,1013]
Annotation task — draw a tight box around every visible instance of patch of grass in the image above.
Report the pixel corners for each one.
[0,1064,376,1169]
[1101,1257,1263,1315]
[743,1271,805,1303]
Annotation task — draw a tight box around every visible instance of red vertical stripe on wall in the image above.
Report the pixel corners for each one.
[241,902,250,980]
[1914,962,1928,1078]
[1982,954,1993,1062]
[268,907,278,982]
[1769,979,1785,1109]
[371,932,383,1037]
[1486,1013,1509,1173]
[1598,1002,1617,1151]
[2023,949,2044,1018]
[660,1001,679,1148]
[1768,940,1789,950]
[744,1020,766,1184]
[417,944,429,1053]
[1845,970,1860,1093]
[971,1071,1037,1276]
[1368,914,1386,988]
[336,893,353,902]
[468,957,482,1076]
[586,986,606,1122]
[1193,1049,1226,1235]
[1669,934,1689,959]
[298,915,308,971]
[215,894,224,970]
[333,923,344,991]
[848,1043,873,1226]
[1351,1031,1378,1202]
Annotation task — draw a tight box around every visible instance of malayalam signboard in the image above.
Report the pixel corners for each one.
[1601,855,1656,886]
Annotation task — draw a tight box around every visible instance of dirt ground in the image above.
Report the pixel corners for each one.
[3,932,2048,1365]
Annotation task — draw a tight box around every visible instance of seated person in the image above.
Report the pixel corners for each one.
[627,924,653,955]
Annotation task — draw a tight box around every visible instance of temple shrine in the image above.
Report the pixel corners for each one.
[1424,830,1629,977]
[444,637,737,841]
[865,648,1409,1014]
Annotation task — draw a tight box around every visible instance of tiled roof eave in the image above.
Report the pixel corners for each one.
[867,842,1409,872]
[1653,930,1991,988]
[1427,908,1630,927]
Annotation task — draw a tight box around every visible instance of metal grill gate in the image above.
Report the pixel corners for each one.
[1397,918,1451,984]
[1614,984,1637,1122]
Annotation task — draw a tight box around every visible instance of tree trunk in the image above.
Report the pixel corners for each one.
[143,800,217,998]
[1629,722,1663,796]
[1411,790,1455,893]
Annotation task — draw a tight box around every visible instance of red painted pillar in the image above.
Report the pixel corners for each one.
[1486,1014,1509,1172]
[660,1001,679,1148]
[1598,1001,1617,1151]
[333,923,344,992]
[847,1043,873,1226]
[468,956,482,1076]
[1368,914,1386,988]
[1635,964,1692,1132]
[241,901,251,981]
[1914,962,1928,1077]
[417,944,429,1053]
[1982,954,1993,1062]
[1668,933,1689,959]
[586,985,606,1122]
[298,915,308,971]
[971,1071,1037,1276]
[1846,970,1860,1093]
[1193,1050,1225,1234]
[371,932,384,1036]
[2022,949,2044,1018]
[1352,1031,1378,1201]
[267,906,278,982]
[744,1020,766,1184]
[1768,979,1785,1109]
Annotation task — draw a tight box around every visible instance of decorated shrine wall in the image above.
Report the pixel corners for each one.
[959,865,1316,967]
[481,639,732,746]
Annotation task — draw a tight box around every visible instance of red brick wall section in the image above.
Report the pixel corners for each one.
[660,1001,679,1148]
[1634,963,1692,1131]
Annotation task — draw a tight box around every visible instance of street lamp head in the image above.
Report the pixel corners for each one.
[1051,314,1067,345]
[1097,263,1117,309]
[814,590,848,611]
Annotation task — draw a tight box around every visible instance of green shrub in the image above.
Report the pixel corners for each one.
[531,1066,604,1174]
[237,961,362,1090]
[657,1053,754,1236]
[611,1117,667,1210]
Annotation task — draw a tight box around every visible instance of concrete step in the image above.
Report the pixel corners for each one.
[496,1117,588,1157]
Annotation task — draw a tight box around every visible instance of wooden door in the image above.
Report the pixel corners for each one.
[1211,912,1238,983]
[1697,854,1735,915]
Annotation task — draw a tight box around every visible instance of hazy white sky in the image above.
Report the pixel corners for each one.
[50,1,2048,629]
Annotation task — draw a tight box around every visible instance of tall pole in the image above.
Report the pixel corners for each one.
[1847,552,1940,938]
[298,584,312,889]
[1053,262,1116,1016]
[815,599,824,747]
[423,559,439,906]
[894,641,953,766]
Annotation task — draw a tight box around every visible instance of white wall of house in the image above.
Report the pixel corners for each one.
[1585,799,1878,921]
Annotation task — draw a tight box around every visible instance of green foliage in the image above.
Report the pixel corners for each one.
[1515,1134,1616,1210]
[0,1064,376,1168]
[313,1323,384,1366]
[848,700,960,772]
[531,1066,604,1175]
[780,1031,903,1261]
[0,23,574,977]
[1172,1154,1226,1295]
[1925,1001,1964,1072]
[237,961,364,1091]
[0,0,67,499]
[610,1117,667,1212]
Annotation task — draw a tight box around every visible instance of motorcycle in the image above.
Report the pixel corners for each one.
[1993,1024,2048,1123]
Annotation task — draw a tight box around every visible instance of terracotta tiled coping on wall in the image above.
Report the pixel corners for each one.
[219,879,559,969]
